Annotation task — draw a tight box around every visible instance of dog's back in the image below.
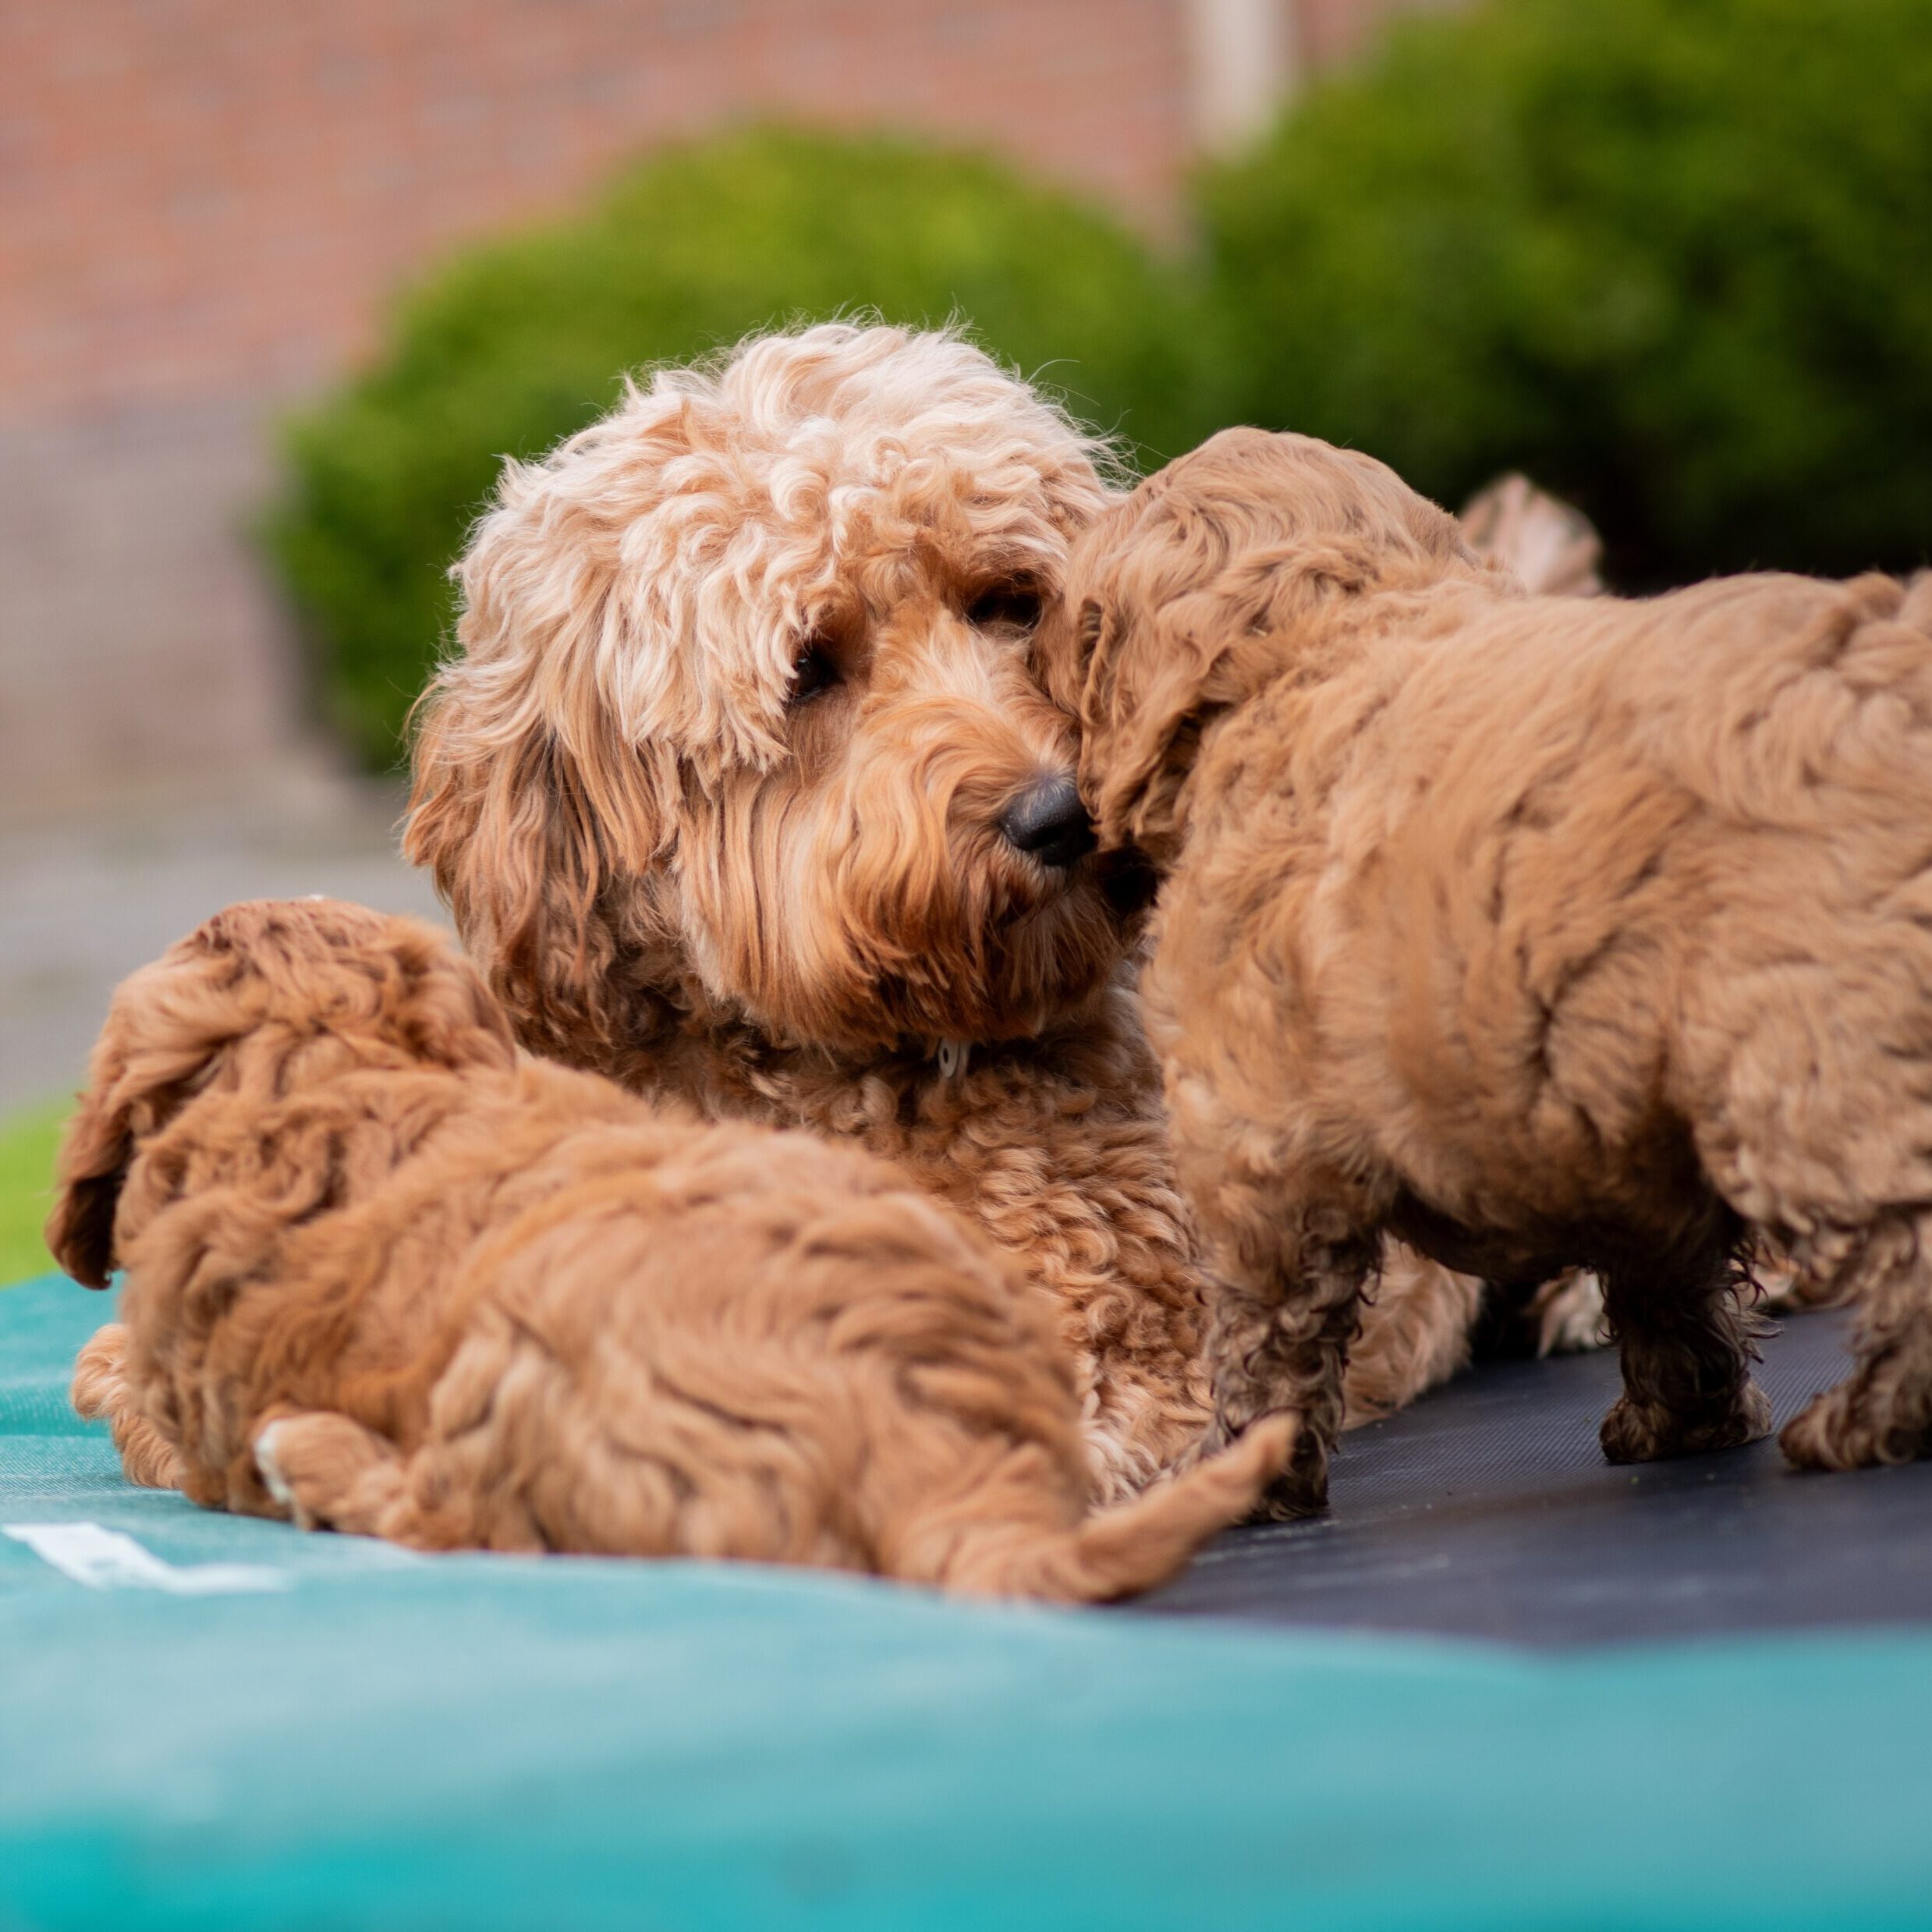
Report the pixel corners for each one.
[157,1055,1293,1600]
[248,1108,1266,1586]
[1158,560,1932,1257]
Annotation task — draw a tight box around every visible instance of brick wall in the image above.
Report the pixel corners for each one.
[0,0,1448,826]
[0,0,1195,425]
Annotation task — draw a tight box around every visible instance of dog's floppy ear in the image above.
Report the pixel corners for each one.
[406,528,686,1066]
[1072,429,1473,852]
[383,914,521,1073]
[44,1071,129,1291]
[1076,587,1239,853]
[44,959,213,1289]
[44,920,271,1288]
[1080,529,1395,850]
[410,704,609,1062]
[1459,473,1604,597]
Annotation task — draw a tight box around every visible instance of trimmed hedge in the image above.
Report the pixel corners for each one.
[1200,0,1932,587]
[265,127,1204,766]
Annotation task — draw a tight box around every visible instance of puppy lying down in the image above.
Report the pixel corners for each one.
[1049,426,1932,1515]
[47,898,1285,1599]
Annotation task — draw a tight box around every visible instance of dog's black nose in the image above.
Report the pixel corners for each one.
[999,775,1096,868]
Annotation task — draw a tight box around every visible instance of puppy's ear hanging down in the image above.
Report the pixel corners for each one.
[42,934,251,1288]
[44,1076,132,1291]
[1076,587,1250,855]
[409,700,622,1065]
[405,528,686,1065]
[383,918,522,1075]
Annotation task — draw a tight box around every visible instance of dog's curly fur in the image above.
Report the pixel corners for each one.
[405,322,1510,1500]
[47,898,1288,1599]
[1050,425,1932,1512]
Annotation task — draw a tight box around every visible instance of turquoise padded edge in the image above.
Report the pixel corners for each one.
[5,1273,1930,1932]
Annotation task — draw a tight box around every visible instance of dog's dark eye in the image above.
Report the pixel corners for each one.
[966,583,1044,633]
[789,642,840,707]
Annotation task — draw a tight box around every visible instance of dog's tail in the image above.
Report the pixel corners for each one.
[935,1415,1296,1604]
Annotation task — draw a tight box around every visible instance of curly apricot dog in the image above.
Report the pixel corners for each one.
[48,898,1288,1597]
[406,322,1601,1498]
[1051,425,1932,1512]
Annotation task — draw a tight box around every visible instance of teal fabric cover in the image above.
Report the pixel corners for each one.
[4,1270,1930,1931]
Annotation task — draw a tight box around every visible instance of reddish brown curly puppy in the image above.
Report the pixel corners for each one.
[46,898,1285,1598]
[1049,426,1932,1514]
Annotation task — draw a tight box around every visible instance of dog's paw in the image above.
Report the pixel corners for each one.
[1751,1243,1817,1313]
[1243,1430,1329,1523]
[70,1325,188,1490]
[253,1410,409,1537]
[69,1323,130,1422]
[115,1413,188,1491]
[253,1421,314,1529]
[1601,1382,1772,1462]
[1246,1476,1328,1524]
[1530,1270,1610,1356]
[1780,1386,1931,1471]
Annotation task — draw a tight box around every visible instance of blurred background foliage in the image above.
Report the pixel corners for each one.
[265,126,1204,765]
[1202,0,1932,590]
[270,0,1932,767]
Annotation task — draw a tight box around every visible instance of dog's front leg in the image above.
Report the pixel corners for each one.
[1598,1215,1771,1463]
[1200,1187,1377,1520]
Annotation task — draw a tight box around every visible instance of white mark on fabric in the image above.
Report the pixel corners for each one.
[2,1522,290,1593]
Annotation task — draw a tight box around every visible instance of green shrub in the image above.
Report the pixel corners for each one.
[1200,0,1932,587]
[268,127,1206,766]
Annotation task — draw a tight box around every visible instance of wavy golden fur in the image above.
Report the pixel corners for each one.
[1051,425,1932,1512]
[48,898,1288,1599]
[404,324,1531,1499]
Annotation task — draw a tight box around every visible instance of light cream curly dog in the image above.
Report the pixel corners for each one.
[1052,425,1932,1512]
[406,323,1602,1499]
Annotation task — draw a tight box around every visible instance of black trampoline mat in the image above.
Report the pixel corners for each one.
[1127,1309,1932,1646]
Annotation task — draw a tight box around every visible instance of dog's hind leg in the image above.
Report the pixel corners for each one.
[1598,1213,1771,1462]
[1781,1210,1932,1469]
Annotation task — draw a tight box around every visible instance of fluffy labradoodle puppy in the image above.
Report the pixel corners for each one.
[1050,425,1932,1511]
[406,321,1508,1502]
[48,898,1285,1598]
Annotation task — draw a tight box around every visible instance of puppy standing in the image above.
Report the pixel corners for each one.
[48,899,1283,1598]
[406,321,1586,1501]
[1052,427,1932,1512]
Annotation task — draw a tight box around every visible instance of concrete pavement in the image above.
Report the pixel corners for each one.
[0,778,444,1114]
